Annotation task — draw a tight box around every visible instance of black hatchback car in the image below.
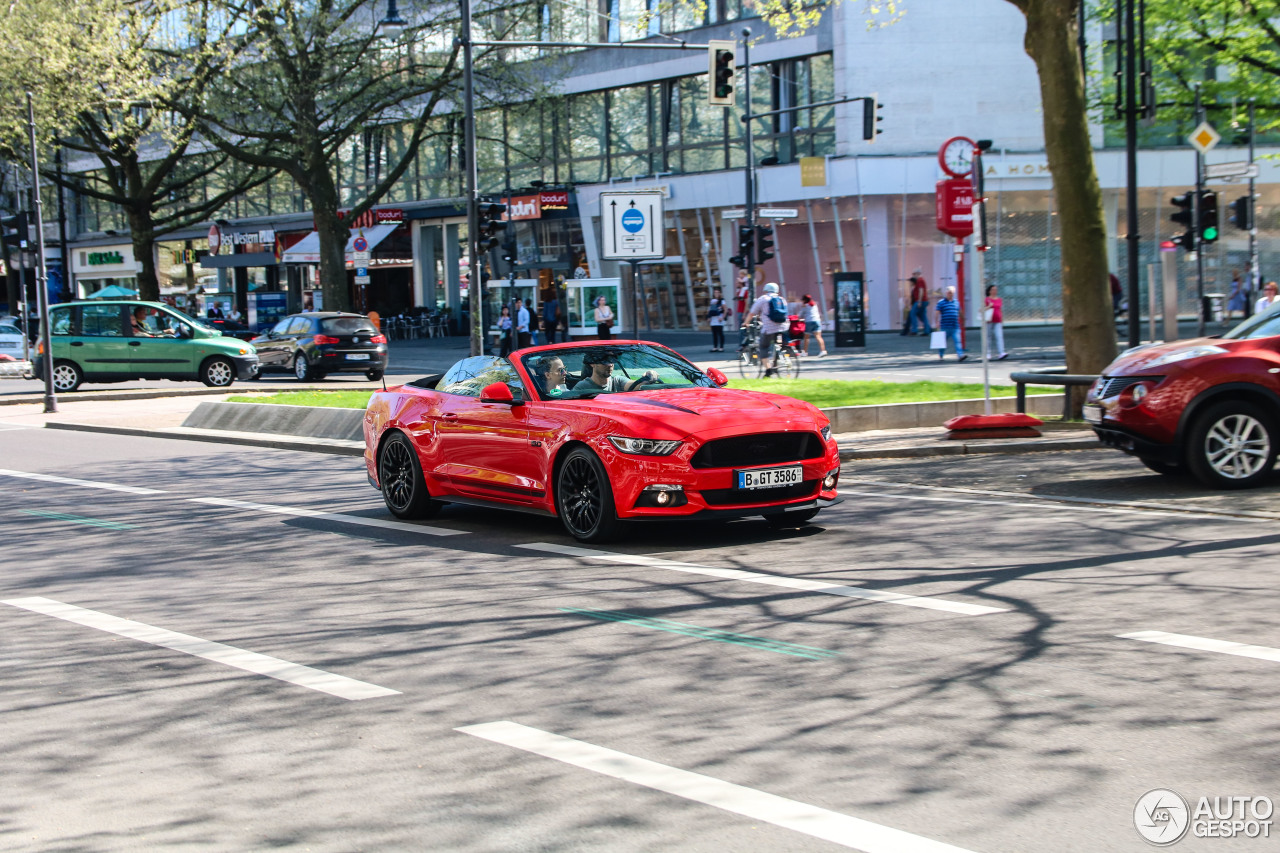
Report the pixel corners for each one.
[250,312,388,381]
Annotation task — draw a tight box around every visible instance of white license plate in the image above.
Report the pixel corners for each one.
[736,465,803,490]
[1083,404,1104,424]
[346,353,370,361]
[0,342,16,348]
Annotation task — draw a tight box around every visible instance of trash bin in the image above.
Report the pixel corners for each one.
[1203,293,1226,322]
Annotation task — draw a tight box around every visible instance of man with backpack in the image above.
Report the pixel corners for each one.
[742,282,791,377]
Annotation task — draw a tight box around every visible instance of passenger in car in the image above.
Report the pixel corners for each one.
[576,351,658,393]
[533,356,570,397]
[130,306,156,337]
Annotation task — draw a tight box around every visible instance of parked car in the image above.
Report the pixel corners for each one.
[32,300,259,392]
[0,322,25,358]
[364,341,841,542]
[250,312,387,381]
[202,317,258,342]
[1086,307,1280,488]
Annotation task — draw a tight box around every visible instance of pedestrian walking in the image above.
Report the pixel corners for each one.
[984,284,1008,360]
[496,305,513,357]
[1256,282,1279,315]
[735,271,750,319]
[934,286,966,361]
[1109,272,1124,317]
[593,295,614,340]
[707,287,730,351]
[907,269,931,335]
[542,292,559,345]
[515,297,532,349]
[799,293,826,357]
[1227,269,1247,321]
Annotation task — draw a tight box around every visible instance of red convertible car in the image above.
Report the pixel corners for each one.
[363,341,842,541]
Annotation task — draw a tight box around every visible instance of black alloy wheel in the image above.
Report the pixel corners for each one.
[764,508,820,528]
[556,447,619,542]
[378,431,441,519]
[201,357,235,388]
[1186,400,1278,489]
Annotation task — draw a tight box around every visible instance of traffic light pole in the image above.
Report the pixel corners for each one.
[1248,99,1258,316]
[741,28,756,302]
[1195,87,1206,338]
[26,93,56,413]
[461,0,483,357]
[1123,0,1141,348]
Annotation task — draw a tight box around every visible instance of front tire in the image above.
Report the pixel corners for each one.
[293,353,313,381]
[1186,400,1278,489]
[200,357,235,388]
[738,350,761,379]
[51,360,83,393]
[378,431,441,519]
[556,447,620,543]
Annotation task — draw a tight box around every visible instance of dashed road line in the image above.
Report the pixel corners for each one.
[1119,630,1280,664]
[457,721,979,853]
[3,597,401,700]
[188,496,463,537]
[561,607,841,660]
[0,468,165,495]
[520,543,1006,616]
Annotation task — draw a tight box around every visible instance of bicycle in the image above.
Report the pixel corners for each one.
[737,318,800,379]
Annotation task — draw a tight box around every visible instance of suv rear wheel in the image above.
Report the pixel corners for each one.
[1186,400,1278,489]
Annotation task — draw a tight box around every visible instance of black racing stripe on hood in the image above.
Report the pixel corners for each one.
[628,397,701,415]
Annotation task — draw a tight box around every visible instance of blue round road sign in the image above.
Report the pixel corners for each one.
[353,235,369,252]
[621,209,644,233]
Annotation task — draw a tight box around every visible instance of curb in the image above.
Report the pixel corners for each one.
[838,436,1101,460]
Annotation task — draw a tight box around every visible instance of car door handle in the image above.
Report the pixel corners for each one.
[70,341,83,346]
[129,341,141,346]
[441,413,458,420]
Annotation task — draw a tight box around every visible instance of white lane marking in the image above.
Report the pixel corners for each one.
[0,468,166,495]
[3,597,400,700]
[518,543,1006,616]
[853,479,1272,522]
[838,488,1191,519]
[189,496,463,537]
[457,721,979,853]
[1120,630,1280,664]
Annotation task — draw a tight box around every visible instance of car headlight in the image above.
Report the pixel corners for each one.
[1142,345,1227,369]
[821,425,832,441]
[608,436,683,456]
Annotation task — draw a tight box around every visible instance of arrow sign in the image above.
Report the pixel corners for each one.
[599,191,665,260]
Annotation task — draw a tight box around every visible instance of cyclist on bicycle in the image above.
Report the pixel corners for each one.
[742,282,790,377]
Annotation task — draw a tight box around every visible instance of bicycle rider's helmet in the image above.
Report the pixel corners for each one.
[763,282,780,294]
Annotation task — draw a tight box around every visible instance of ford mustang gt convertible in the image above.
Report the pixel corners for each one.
[363,341,842,541]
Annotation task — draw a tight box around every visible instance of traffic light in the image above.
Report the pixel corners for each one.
[707,40,735,107]
[729,224,753,268]
[1,212,28,248]
[755,223,775,265]
[1169,191,1194,251]
[1230,194,1253,231]
[476,202,507,252]
[1199,190,1219,243]
[862,95,883,141]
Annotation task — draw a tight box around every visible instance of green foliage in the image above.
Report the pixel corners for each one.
[728,378,1054,408]
[226,390,374,408]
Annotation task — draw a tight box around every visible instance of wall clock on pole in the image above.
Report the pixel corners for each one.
[939,136,977,179]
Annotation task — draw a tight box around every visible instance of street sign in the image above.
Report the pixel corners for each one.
[1205,161,1258,180]
[1189,122,1221,154]
[599,191,665,260]
[352,250,371,265]
[352,234,369,253]
[721,209,746,219]
[355,274,371,285]
[356,267,368,277]
[758,208,799,218]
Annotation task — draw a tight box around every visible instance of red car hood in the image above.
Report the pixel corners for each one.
[549,387,825,437]
[1104,336,1232,374]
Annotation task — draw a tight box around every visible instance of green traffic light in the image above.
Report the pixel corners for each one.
[1203,227,1218,241]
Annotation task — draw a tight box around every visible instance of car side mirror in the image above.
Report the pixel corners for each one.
[706,367,729,387]
[480,381,522,405]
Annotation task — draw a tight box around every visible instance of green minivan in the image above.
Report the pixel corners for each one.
[35,300,260,393]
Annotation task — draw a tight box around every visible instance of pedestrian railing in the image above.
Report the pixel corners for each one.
[1010,366,1100,420]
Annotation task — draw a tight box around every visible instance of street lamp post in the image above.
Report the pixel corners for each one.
[26,93,56,413]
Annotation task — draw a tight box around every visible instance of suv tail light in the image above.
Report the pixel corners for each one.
[313,334,340,345]
[370,333,387,344]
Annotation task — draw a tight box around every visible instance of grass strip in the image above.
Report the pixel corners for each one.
[562,607,839,660]
[20,509,136,531]
[226,390,373,409]
[728,378,1057,409]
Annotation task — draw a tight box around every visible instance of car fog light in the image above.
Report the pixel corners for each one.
[1131,383,1149,404]
[822,470,838,490]
[656,491,671,505]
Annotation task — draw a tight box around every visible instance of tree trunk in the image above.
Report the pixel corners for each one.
[298,153,350,313]
[1018,0,1116,408]
[124,206,160,302]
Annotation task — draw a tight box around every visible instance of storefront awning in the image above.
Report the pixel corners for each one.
[280,223,399,264]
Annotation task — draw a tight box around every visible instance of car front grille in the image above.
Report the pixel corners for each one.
[700,479,819,507]
[690,432,825,469]
[1095,376,1147,398]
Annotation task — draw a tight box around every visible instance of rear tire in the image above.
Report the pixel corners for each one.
[200,357,235,388]
[1186,400,1278,489]
[776,348,800,379]
[366,369,384,381]
[378,431,441,519]
[51,360,83,393]
[764,508,819,528]
[738,350,761,379]
[556,447,620,543]
[293,353,312,381]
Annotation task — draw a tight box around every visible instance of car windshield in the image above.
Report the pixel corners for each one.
[521,344,715,400]
[1222,303,1280,340]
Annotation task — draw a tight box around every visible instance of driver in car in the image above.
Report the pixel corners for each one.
[577,351,658,393]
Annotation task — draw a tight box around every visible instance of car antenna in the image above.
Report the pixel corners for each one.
[381,372,387,392]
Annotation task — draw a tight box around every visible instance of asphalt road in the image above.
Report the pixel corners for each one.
[2,429,1278,851]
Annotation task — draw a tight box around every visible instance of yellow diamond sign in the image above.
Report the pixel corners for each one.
[1189,122,1221,154]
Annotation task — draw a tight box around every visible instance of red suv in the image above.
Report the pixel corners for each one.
[1086,310,1280,488]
